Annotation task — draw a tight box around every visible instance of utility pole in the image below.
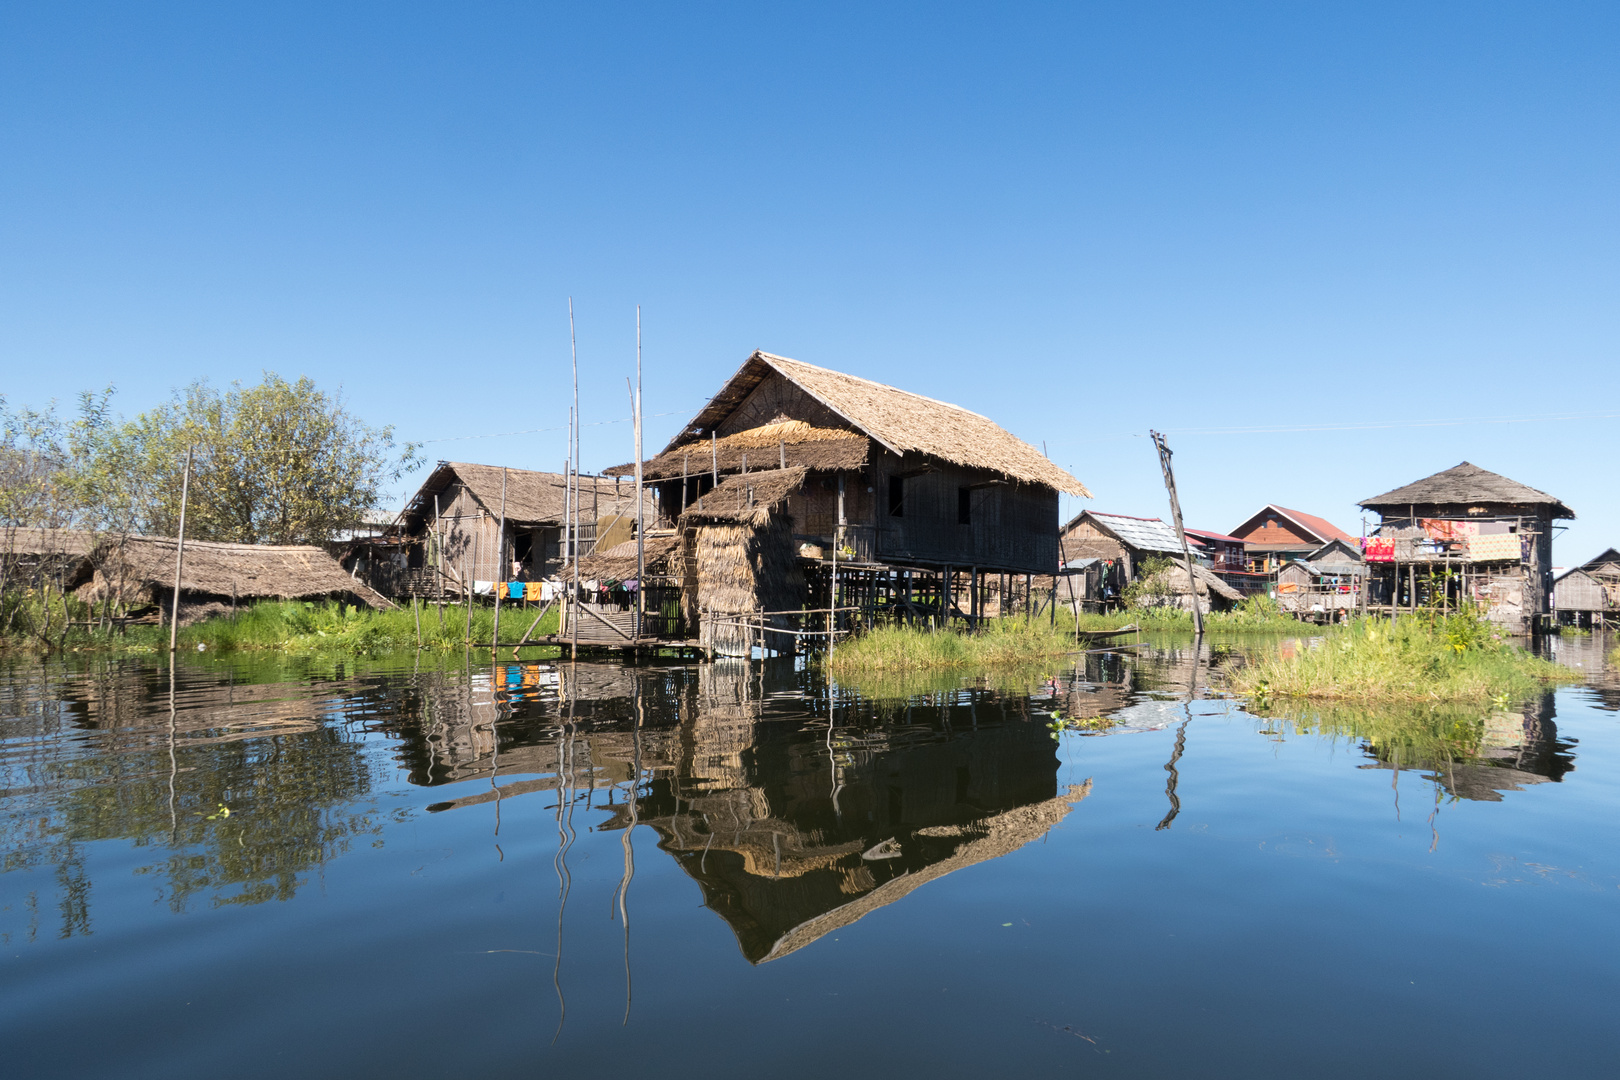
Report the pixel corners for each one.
[1150,430,1203,637]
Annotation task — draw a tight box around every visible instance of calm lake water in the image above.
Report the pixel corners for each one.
[3,635,1619,1078]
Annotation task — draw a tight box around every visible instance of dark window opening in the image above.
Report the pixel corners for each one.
[889,476,905,517]
[958,487,972,525]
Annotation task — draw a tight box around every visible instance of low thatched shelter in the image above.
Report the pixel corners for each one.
[679,466,808,656]
[70,536,390,618]
[1140,563,1242,614]
[1,527,93,589]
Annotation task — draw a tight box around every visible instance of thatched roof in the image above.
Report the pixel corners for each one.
[606,419,870,479]
[662,351,1090,496]
[73,536,391,609]
[399,462,647,530]
[0,527,93,558]
[564,533,681,581]
[1361,462,1574,518]
[680,466,808,527]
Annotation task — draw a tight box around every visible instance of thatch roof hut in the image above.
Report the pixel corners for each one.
[679,466,808,657]
[70,536,390,612]
[611,351,1088,578]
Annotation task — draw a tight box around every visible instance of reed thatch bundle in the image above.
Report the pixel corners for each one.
[680,467,808,656]
[563,533,680,582]
[608,420,869,480]
[70,536,391,609]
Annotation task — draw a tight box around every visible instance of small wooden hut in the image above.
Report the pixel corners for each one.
[678,466,809,657]
[1554,548,1620,627]
[1143,563,1242,614]
[1360,462,1573,633]
[70,536,390,621]
[388,461,649,598]
[1058,511,1185,605]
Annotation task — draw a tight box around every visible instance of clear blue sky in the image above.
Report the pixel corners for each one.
[4,3,1616,562]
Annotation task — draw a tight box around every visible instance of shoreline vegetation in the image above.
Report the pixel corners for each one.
[1227,607,1578,705]
[1,597,561,656]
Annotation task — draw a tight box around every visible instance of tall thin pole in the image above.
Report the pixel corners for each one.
[1150,430,1203,637]
[569,299,581,658]
[634,306,645,642]
[492,467,507,646]
[169,445,193,654]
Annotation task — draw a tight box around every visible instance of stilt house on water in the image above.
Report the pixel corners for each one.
[380,462,647,599]
[606,351,1089,655]
[1360,462,1573,633]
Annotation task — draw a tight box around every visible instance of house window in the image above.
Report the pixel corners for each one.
[889,476,905,518]
[958,487,972,525]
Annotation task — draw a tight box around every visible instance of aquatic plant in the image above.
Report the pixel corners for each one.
[825,618,1077,675]
[1227,607,1577,704]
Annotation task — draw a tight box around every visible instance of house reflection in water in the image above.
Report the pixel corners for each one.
[1357,689,1575,803]
[406,660,1090,964]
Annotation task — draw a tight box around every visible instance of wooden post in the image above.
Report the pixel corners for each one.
[1150,430,1203,637]
[492,467,508,646]
[434,493,445,625]
[969,566,979,629]
[1025,573,1032,625]
[779,439,786,469]
[168,445,193,654]
[413,596,422,648]
[569,298,582,661]
[711,431,718,489]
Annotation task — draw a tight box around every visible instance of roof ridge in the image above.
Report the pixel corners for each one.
[757,352,1001,426]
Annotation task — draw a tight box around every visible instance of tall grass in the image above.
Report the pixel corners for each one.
[2,597,561,656]
[1228,607,1577,704]
[182,600,561,655]
[825,617,1077,675]
[1073,594,1312,634]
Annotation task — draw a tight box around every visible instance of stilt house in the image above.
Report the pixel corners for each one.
[608,351,1089,651]
[1360,462,1573,633]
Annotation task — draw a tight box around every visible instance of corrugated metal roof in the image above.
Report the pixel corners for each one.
[1087,513,1185,555]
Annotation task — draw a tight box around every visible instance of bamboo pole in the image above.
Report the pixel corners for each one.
[413,595,422,648]
[569,301,581,661]
[492,467,507,645]
[633,307,645,641]
[168,445,193,654]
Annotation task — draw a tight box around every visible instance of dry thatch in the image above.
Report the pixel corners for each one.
[71,536,391,609]
[681,466,808,527]
[607,420,870,480]
[564,533,681,582]
[663,352,1090,496]
[1361,462,1574,518]
[678,466,807,656]
[399,461,648,529]
[1150,563,1242,604]
[0,527,94,558]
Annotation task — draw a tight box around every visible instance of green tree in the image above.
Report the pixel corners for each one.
[75,374,421,545]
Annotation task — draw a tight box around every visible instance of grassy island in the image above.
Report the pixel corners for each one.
[1227,608,1578,705]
